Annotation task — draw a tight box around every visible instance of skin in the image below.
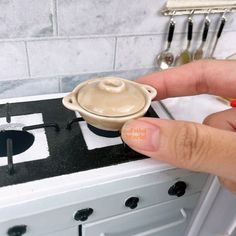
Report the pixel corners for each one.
[121,60,236,194]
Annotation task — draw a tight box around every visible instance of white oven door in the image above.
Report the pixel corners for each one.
[44,226,78,236]
[82,194,199,236]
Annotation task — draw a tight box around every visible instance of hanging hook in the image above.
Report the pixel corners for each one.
[222,8,229,20]
[170,10,176,23]
[188,9,195,21]
[204,8,212,23]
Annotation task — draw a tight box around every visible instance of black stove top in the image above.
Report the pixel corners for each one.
[0,98,159,187]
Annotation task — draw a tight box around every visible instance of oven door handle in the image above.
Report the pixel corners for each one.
[100,208,187,236]
[227,220,236,236]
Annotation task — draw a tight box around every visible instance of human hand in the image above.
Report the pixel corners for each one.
[121,60,236,193]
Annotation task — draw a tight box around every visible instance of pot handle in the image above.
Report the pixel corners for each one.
[142,85,157,100]
[62,93,79,111]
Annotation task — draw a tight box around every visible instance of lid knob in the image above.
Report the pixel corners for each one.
[98,78,125,93]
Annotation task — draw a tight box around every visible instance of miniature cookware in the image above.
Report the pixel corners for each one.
[62,77,157,131]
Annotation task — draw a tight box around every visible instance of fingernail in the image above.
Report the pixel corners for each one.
[121,119,160,152]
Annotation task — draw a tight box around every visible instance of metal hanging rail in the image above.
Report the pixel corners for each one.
[162,5,236,16]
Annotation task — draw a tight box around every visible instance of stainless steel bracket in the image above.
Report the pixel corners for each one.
[162,5,235,16]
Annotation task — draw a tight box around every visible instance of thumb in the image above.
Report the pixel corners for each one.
[121,118,236,182]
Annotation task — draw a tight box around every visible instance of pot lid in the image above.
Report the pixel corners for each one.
[77,77,146,117]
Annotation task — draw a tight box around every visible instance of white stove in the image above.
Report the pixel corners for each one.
[0,93,173,201]
[0,93,235,236]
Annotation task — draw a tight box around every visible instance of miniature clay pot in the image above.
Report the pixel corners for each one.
[62,77,157,131]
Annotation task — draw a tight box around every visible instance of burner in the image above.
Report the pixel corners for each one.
[66,116,120,137]
[0,130,35,157]
[87,124,120,138]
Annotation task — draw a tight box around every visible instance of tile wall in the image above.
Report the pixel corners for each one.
[0,0,236,98]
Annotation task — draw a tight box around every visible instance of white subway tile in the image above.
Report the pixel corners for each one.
[115,35,164,70]
[57,0,236,36]
[57,0,167,36]
[60,68,155,92]
[0,77,59,99]
[0,42,28,80]
[27,38,115,77]
[212,31,236,59]
[0,0,53,38]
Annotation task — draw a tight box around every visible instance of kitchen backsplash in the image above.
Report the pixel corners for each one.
[0,0,236,98]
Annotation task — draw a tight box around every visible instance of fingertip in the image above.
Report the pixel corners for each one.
[121,119,160,152]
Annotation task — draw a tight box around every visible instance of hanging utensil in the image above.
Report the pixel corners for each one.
[175,11,194,66]
[156,15,175,70]
[193,13,211,60]
[209,12,227,59]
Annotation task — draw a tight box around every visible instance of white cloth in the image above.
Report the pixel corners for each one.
[162,94,230,123]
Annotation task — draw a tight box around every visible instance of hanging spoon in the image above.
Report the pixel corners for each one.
[175,12,194,66]
[193,13,211,60]
[156,15,175,70]
[209,12,227,59]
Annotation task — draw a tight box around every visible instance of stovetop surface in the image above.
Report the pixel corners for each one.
[0,98,158,187]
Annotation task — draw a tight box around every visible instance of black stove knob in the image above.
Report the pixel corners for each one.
[74,208,93,221]
[125,197,139,209]
[168,181,187,197]
[7,225,27,236]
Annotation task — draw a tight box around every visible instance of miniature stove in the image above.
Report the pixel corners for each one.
[0,97,164,188]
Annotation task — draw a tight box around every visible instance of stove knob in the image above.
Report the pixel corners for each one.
[74,208,93,221]
[168,181,187,197]
[125,197,139,209]
[7,225,27,236]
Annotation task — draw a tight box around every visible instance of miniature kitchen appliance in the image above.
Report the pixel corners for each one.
[0,93,235,236]
[62,77,157,131]
[0,93,208,236]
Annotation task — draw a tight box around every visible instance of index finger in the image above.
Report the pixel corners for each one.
[137,60,236,100]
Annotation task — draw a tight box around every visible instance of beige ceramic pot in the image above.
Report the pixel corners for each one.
[62,77,157,131]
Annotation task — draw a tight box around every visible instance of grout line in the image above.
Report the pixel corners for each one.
[24,41,31,77]
[112,37,118,70]
[55,0,59,36]
[0,29,232,43]
[52,0,59,36]
[58,77,62,92]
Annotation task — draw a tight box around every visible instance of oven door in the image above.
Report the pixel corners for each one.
[44,226,78,236]
[82,194,199,236]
